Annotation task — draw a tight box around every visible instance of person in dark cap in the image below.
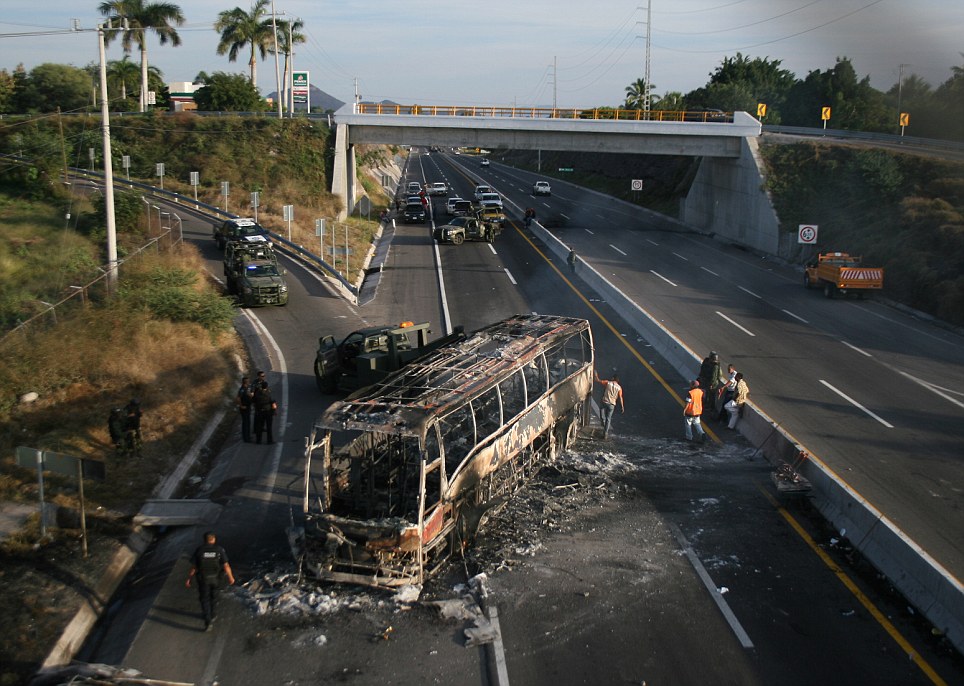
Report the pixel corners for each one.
[186,531,235,631]
[253,380,277,444]
[697,351,725,418]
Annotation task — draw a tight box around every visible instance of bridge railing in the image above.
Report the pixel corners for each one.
[354,103,734,123]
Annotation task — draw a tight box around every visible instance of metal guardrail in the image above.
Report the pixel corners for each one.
[354,103,735,123]
[762,124,964,153]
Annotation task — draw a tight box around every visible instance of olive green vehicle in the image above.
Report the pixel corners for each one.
[432,216,500,245]
[223,236,289,307]
[315,321,465,393]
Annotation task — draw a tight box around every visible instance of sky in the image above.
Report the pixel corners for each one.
[1,0,962,109]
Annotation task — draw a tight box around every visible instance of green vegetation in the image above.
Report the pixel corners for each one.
[762,142,964,323]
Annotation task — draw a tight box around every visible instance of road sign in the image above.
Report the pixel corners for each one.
[631,179,643,191]
[798,224,818,244]
[283,204,294,221]
[558,167,573,172]
[821,107,831,121]
[292,71,309,106]
[899,112,910,126]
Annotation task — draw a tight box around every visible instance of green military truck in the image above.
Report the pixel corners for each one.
[315,321,465,393]
[223,236,289,307]
[432,215,501,245]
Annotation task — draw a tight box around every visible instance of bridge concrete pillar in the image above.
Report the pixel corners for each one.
[331,123,358,221]
[680,136,781,256]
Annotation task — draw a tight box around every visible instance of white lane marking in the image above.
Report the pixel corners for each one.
[841,340,872,357]
[585,228,595,235]
[650,270,677,287]
[673,252,688,261]
[738,286,761,299]
[543,202,552,208]
[646,239,659,246]
[486,605,511,686]
[504,269,517,285]
[782,309,808,323]
[243,313,287,497]
[200,622,230,686]
[701,266,719,276]
[819,379,894,428]
[596,213,605,219]
[670,523,754,649]
[488,243,498,255]
[896,370,964,408]
[560,213,570,220]
[610,245,628,256]
[434,241,454,334]
[715,311,756,336]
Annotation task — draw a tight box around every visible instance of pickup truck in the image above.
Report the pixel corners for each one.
[433,216,499,244]
[315,321,465,393]
[428,182,449,196]
[223,236,288,306]
[474,205,506,229]
[804,252,884,298]
[214,217,268,250]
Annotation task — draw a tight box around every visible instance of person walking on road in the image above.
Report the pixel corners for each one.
[253,380,277,444]
[684,380,706,442]
[186,531,235,631]
[725,372,750,429]
[594,370,624,439]
[236,376,253,443]
[567,249,577,273]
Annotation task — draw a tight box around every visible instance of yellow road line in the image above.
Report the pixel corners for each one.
[758,485,948,686]
[510,221,721,443]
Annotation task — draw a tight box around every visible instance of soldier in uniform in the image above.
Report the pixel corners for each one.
[108,408,126,450]
[186,531,235,631]
[253,380,277,444]
[236,376,253,442]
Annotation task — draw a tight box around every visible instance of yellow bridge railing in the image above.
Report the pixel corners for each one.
[355,103,732,123]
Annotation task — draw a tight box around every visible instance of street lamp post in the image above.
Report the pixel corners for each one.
[98,22,119,293]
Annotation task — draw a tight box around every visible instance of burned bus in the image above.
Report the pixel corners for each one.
[291,314,594,588]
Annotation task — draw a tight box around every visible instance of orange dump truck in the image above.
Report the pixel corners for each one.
[804,252,884,298]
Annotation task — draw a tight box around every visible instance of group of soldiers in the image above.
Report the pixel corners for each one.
[235,371,277,444]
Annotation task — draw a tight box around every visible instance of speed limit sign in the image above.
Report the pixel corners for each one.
[798,224,818,244]
[631,179,643,191]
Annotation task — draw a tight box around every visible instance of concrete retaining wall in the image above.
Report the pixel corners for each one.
[530,219,964,654]
[680,137,782,256]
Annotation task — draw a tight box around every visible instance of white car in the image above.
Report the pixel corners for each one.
[428,182,449,196]
[473,184,493,201]
[445,197,465,214]
[479,192,503,208]
[480,157,490,167]
[533,181,552,196]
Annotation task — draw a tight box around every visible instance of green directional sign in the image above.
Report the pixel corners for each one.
[558,167,573,172]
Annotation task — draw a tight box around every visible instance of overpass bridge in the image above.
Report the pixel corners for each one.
[331,104,774,253]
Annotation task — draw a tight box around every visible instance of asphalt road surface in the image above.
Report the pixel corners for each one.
[76,151,963,686]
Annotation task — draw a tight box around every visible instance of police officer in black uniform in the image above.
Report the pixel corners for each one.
[236,376,253,442]
[186,531,235,631]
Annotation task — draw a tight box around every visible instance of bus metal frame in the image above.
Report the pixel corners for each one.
[291,314,594,589]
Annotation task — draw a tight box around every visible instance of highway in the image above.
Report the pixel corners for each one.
[74,148,964,686]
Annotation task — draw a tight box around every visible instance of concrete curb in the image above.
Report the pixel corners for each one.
[37,408,233,672]
[529,219,964,653]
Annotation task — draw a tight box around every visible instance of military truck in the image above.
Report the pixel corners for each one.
[223,236,289,307]
[433,215,500,244]
[214,217,268,249]
[315,321,465,393]
[804,252,883,298]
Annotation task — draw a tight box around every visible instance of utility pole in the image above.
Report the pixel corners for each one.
[288,19,295,118]
[644,0,652,112]
[271,0,283,118]
[552,56,557,110]
[98,21,119,293]
[354,78,361,112]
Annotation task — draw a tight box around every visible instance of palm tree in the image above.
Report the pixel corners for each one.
[98,0,185,113]
[624,78,655,110]
[215,0,275,88]
[106,57,140,104]
[272,18,305,111]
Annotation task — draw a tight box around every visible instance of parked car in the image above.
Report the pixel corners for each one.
[473,184,493,201]
[446,197,465,215]
[478,192,503,209]
[450,200,473,217]
[533,181,552,196]
[406,181,423,195]
[403,201,427,223]
[428,182,449,196]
